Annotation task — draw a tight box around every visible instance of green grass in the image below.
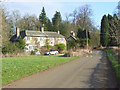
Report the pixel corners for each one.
[104,49,120,85]
[96,48,105,50]
[2,55,79,85]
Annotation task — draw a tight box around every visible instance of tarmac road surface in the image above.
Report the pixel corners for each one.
[3,51,118,88]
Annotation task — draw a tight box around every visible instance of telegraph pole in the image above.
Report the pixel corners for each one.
[86,29,89,52]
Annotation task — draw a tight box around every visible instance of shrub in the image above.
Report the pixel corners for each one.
[76,38,92,48]
[40,46,48,54]
[67,40,76,50]
[44,44,51,50]
[50,46,57,50]
[2,36,25,55]
[16,36,25,50]
[2,42,18,54]
[64,50,73,57]
[55,44,66,52]
[31,51,35,55]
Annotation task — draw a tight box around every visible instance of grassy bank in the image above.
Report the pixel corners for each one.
[2,55,79,85]
[104,49,120,85]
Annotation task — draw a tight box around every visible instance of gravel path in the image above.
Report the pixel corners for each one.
[3,51,118,88]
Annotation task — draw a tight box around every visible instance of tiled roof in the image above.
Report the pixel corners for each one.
[26,30,64,38]
[67,35,77,40]
[10,30,65,41]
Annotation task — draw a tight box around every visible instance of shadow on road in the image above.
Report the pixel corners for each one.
[89,51,118,88]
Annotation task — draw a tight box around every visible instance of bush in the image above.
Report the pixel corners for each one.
[44,44,51,50]
[31,51,35,55]
[16,36,25,50]
[2,42,18,54]
[40,46,48,54]
[50,46,57,50]
[55,44,66,52]
[79,39,91,47]
[64,50,72,57]
[2,36,25,55]
[67,40,76,50]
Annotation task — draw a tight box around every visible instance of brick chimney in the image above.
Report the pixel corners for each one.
[16,27,20,37]
[41,24,44,33]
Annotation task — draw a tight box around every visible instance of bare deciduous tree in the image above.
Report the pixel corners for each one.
[18,14,41,30]
[76,5,93,31]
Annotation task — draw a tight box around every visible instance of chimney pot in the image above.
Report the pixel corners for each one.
[41,24,44,33]
[58,30,60,34]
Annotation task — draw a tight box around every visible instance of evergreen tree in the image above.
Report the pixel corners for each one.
[46,18,53,31]
[39,7,47,30]
[77,28,90,39]
[108,14,114,45]
[113,14,119,45]
[59,22,67,36]
[108,14,118,46]
[77,28,83,38]
[52,11,62,32]
[16,36,25,50]
[100,15,109,47]
[118,20,120,46]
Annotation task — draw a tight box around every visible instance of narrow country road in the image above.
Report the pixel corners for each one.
[3,51,118,88]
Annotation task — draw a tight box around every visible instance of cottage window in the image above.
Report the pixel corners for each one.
[40,37,44,41]
[61,38,64,41]
[29,46,33,50]
[50,37,54,41]
[27,37,30,40]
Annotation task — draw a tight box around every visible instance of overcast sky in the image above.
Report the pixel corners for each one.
[1,0,119,28]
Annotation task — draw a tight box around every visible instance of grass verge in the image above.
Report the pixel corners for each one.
[2,55,79,85]
[104,49,120,85]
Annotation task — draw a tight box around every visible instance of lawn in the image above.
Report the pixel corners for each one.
[2,55,79,85]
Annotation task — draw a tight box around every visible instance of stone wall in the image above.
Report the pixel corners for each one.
[24,36,66,48]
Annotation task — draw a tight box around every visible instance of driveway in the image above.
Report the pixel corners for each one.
[3,51,118,88]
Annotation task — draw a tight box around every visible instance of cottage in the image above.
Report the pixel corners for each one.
[10,26,66,52]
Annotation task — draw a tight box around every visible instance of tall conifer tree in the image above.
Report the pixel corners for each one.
[100,15,109,47]
[39,7,47,30]
[46,19,53,31]
[108,14,118,46]
[52,11,62,32]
